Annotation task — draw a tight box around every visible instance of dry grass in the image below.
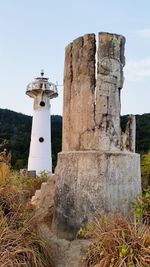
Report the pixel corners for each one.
[0,162,10,184]
[78,214,150,267]
[1,149,150,266]
[0,162,52,267]
[0,213,50,267]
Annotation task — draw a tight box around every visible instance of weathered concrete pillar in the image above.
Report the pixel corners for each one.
[121,115,136,152]
[95,33,125,150]
[63,33,126,152]
[52,32,141,240]
[126,115,136,152]
[63,34,96,151]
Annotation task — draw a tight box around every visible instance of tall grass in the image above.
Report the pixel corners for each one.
[0,160,52,267]
[78,213,150,267]
[0,212,50,267]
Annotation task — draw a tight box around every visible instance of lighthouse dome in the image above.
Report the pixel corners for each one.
[26,70,58,99]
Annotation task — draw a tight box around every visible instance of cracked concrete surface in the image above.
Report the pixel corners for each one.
[62,32,130,152]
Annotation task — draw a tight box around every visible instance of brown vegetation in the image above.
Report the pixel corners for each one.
[0,156,52,267]
[78,212,150,267]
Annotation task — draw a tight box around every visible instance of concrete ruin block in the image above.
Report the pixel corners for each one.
[31,174,56,221]
[53,151,141,239]
[62,32,127,152]
[38,224,90,267]
[31,190,41,209]
[52,32,141,240]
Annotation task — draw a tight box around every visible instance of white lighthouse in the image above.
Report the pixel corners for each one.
[26,70,58,176]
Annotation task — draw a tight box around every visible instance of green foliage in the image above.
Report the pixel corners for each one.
[130,186,150,223]
[141,151,150,186]
[51,115,62,171]
[0,109,31,168]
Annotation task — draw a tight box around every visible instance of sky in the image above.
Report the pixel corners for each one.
[0,0,150,116]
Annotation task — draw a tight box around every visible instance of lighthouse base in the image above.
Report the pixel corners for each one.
[28,156,52,176]
[27,170,36,178]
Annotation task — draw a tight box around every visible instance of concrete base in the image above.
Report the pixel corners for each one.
[53,151,141,239]
[38,224,90,267]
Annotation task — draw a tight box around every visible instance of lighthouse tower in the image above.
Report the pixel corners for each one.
[26,70,58,175]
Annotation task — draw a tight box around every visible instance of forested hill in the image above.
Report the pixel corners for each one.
[0,108,149,169]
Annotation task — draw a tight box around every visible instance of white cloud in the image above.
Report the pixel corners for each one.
[137,29,150,39]
[125,58,150,81]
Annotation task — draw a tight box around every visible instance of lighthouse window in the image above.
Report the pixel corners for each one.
[39,137,44,143]
[40,83,43,89]
[40,101,45,107]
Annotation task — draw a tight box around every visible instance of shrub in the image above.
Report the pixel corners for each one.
[131,186,150,224]
[78,213,150,267]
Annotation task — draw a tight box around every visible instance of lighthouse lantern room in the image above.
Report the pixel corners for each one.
[26,70,58,175]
